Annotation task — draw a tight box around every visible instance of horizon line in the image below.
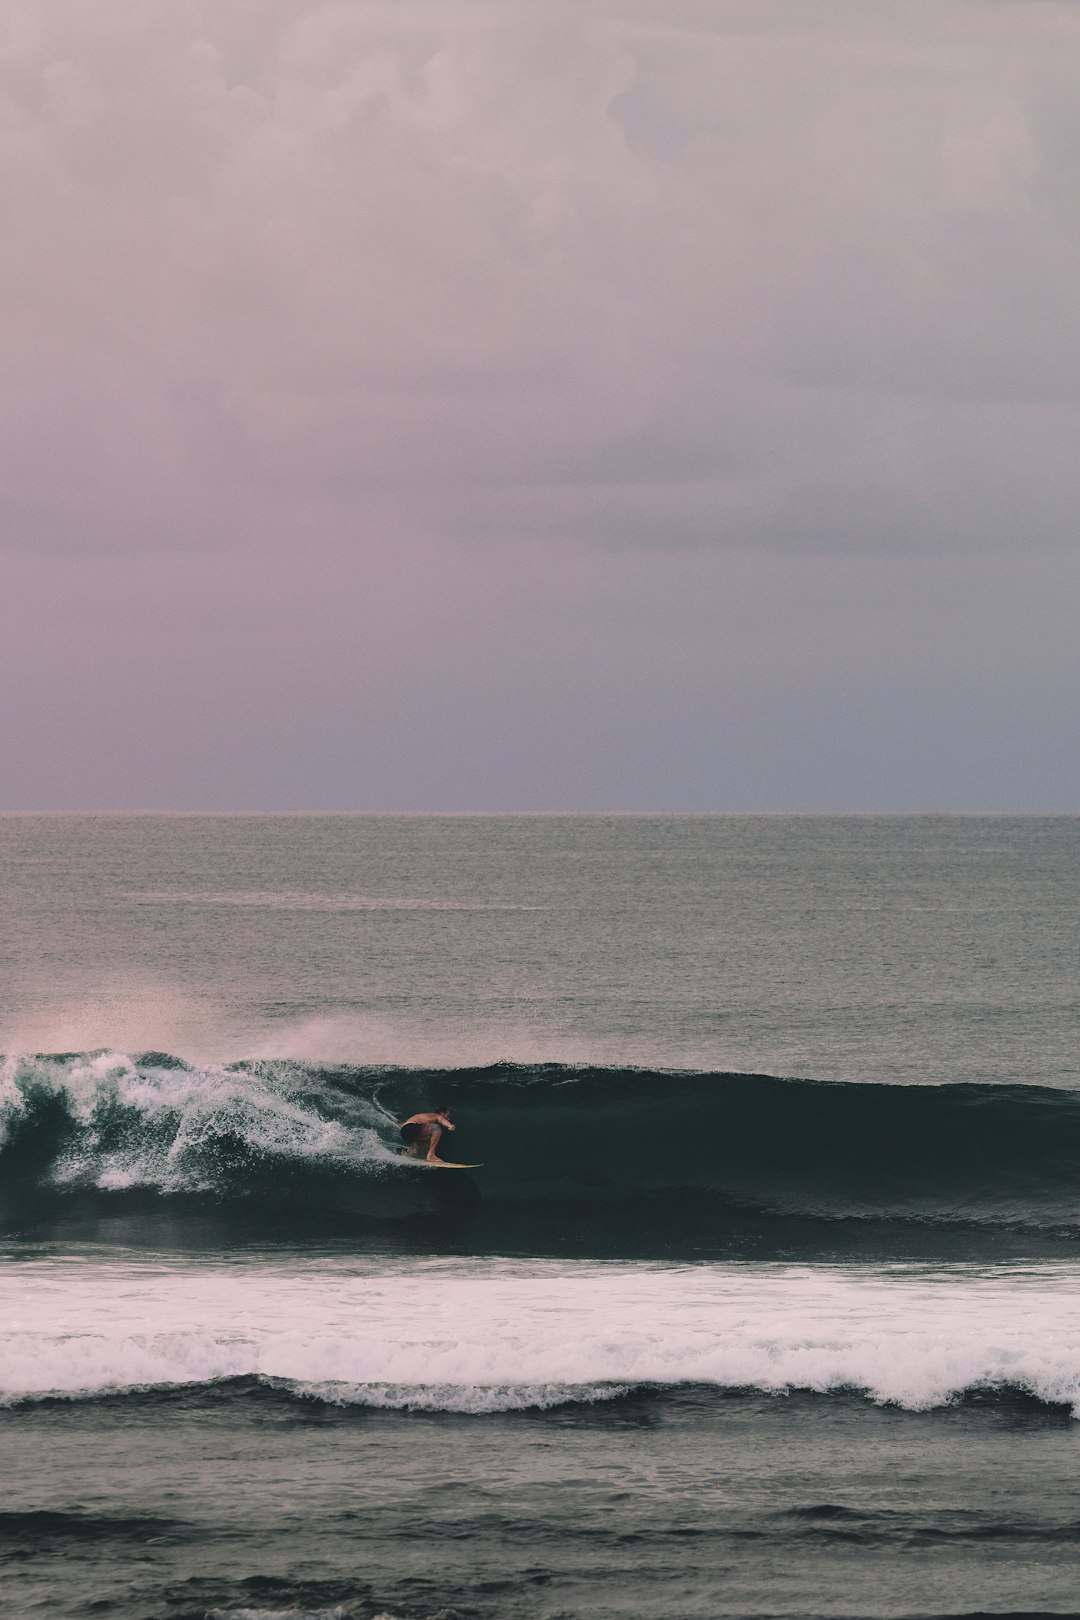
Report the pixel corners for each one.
[1,808,1078,819]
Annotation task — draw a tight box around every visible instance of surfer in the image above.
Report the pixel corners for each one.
[398,1108,455,1164]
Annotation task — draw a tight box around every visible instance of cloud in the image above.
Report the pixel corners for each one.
[2,0,1079,560]
[2,2,1078,809]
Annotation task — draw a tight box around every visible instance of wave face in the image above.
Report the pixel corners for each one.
[3,1053,1080,1257]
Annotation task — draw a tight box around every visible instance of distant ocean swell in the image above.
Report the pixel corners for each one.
[3,1052,1080,1239]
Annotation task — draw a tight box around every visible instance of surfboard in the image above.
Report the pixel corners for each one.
[424,1161,482,1170]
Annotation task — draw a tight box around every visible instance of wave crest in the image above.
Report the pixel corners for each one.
[0,1050,395,1195]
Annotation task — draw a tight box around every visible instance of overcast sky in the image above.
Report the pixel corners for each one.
[2,0,1078,810]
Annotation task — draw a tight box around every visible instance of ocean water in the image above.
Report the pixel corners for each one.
[2,813,1080,1619]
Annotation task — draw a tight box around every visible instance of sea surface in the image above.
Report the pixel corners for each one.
[2,813,1080,1619]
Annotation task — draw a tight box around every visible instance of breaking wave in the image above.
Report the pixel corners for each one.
[5,1254,1080,1417]
[3,1052,1080,1255]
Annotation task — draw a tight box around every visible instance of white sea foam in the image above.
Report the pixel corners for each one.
[0,1050,398,1188]
[206,1611,355,1620]
[4,1256,1080,1416]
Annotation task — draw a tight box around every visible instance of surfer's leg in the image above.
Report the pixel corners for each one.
[425,1126,443,1163]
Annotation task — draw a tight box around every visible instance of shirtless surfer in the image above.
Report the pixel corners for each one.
[398,1108,455,1164]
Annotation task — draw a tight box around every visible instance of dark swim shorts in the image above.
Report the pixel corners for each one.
[399,1122,427,1146]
